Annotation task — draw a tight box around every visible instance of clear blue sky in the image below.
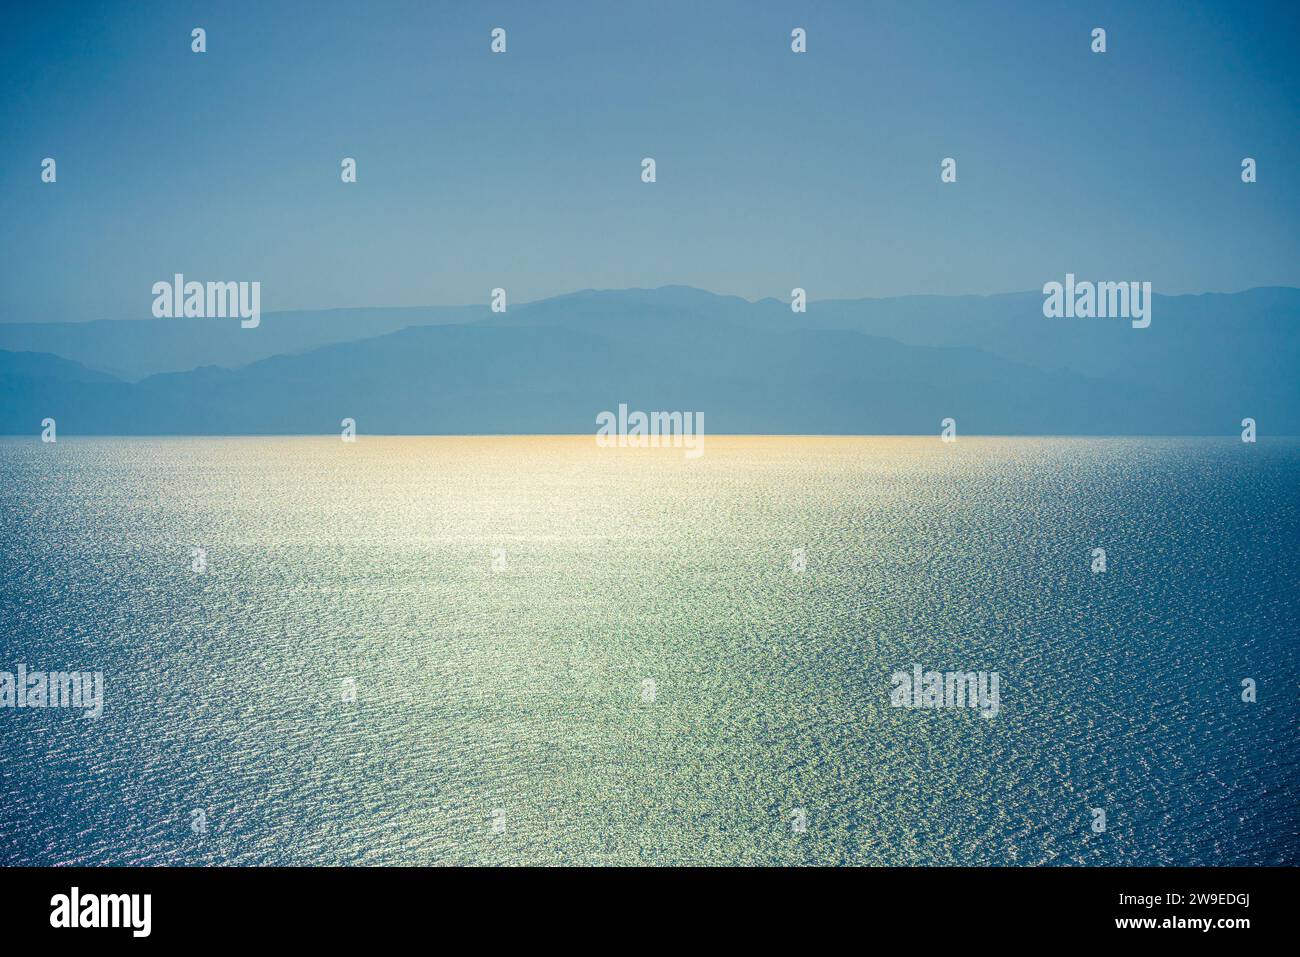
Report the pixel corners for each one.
[1,0,1297,321]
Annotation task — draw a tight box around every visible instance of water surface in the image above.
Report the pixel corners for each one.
[1,436,1296,865]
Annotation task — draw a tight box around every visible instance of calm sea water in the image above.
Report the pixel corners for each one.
[0,436,1296,865]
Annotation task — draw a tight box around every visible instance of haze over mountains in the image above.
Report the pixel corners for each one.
[1,286,1296,435]
[0,305,489,381]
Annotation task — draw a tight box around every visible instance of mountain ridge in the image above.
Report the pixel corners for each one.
[1,286,1296,435]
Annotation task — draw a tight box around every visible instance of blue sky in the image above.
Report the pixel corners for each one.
[1,0,1297,321]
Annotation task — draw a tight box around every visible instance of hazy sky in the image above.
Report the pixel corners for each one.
[2,0,1297,321]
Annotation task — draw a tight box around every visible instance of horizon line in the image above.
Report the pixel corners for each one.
[4,433,1295,440]
[6,284,1300,326]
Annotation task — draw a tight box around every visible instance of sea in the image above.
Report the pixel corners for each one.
[1,436,1296,865]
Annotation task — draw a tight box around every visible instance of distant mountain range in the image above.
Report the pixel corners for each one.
[1,286,1297,435]
[0,305,488,381]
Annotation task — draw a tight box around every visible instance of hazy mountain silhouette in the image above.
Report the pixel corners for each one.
[805,286,1300,407]
[0,305,487,381]
[0,287,1296,435]
[0,350,121,384]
